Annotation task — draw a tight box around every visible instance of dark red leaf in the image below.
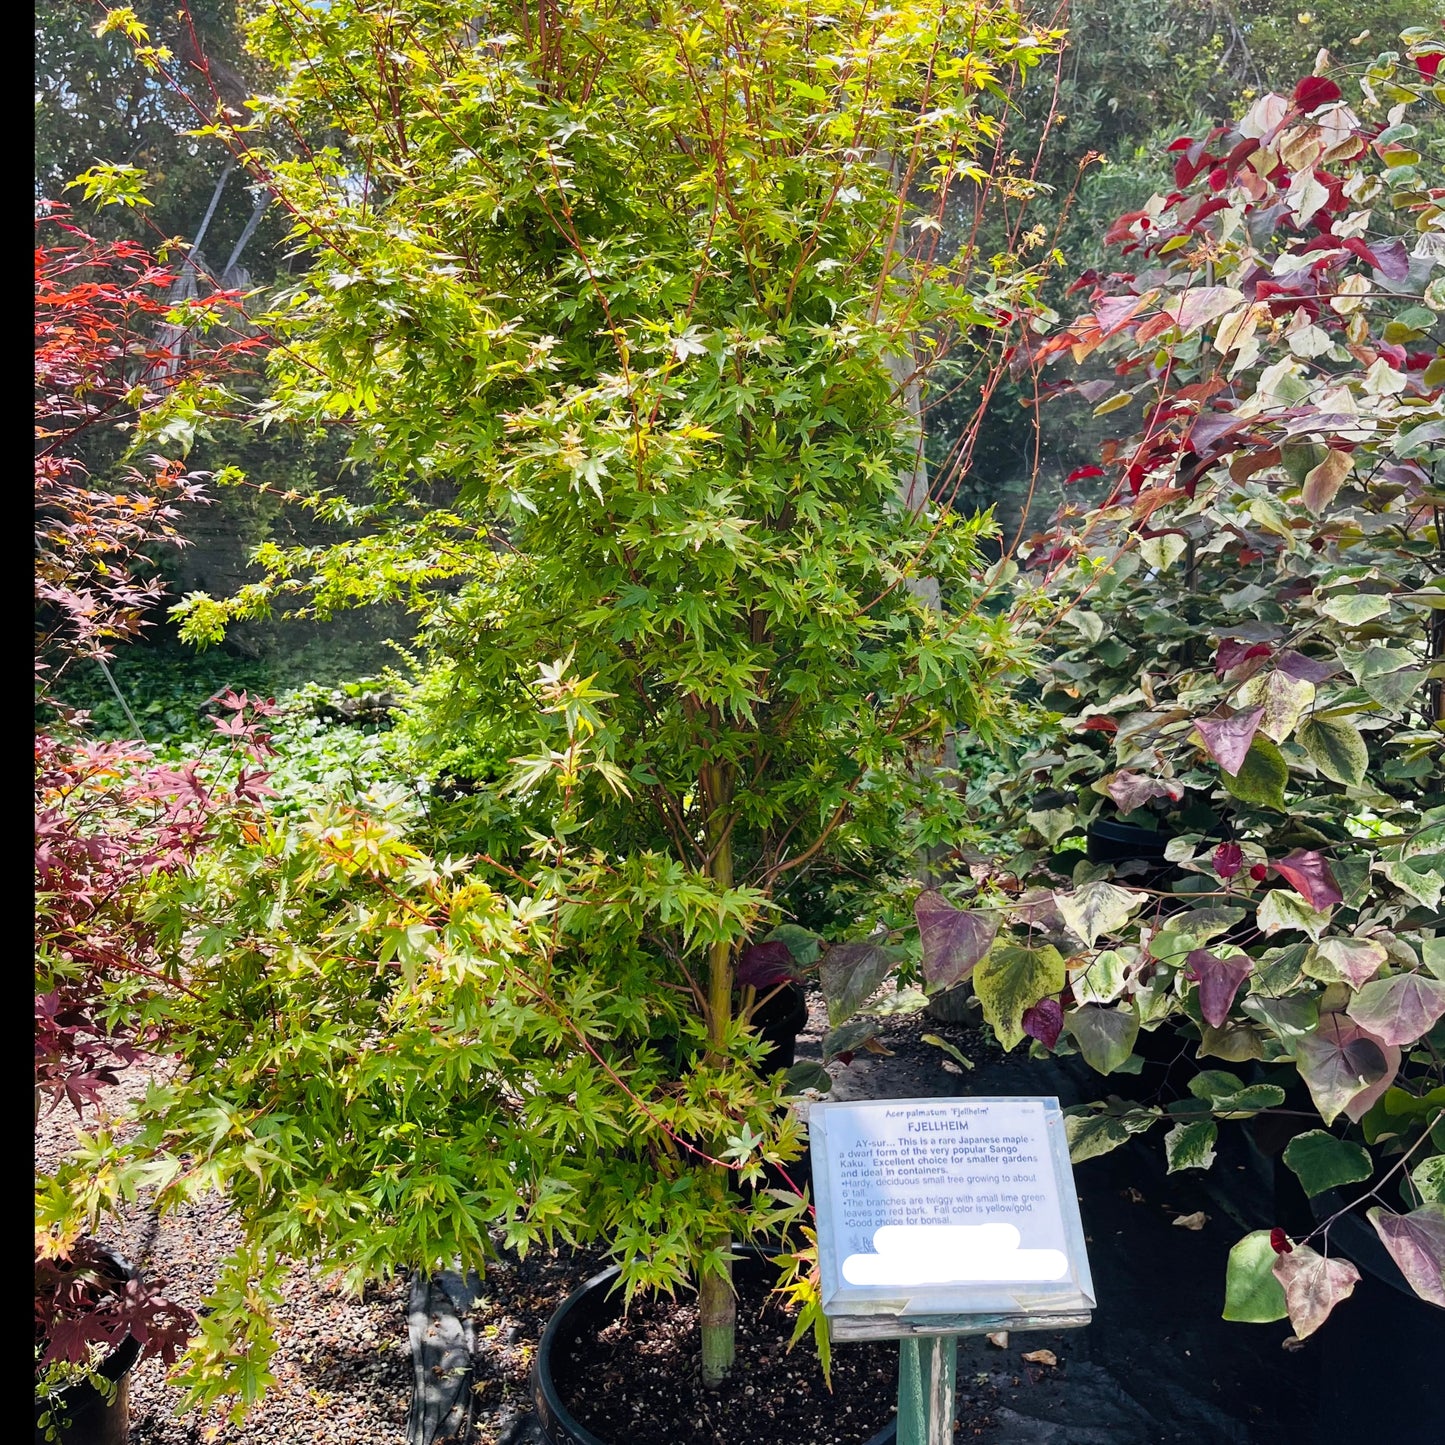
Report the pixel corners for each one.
[1292,76,1342,111]
[1065,465,1106,484]
[916,890,999,992]
[736,941,799,989]
[1270,1227,1294,1255]
[1022,998,1064,1051]
[1185,950,1254,1029]
[1213,843,1244,880]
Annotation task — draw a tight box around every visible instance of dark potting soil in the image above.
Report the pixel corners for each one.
[557,1267,999,1445]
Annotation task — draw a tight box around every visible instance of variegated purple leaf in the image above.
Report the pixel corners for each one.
[1194,707,1265,776]
[1186,949,1255,1029]
[1367,1205,1445,1307]
[916,890,999,993]
[1275,650,1338,685]
[1104,769,1183,813]
[1294,1014,1395,1126]
[1272,851,1342,912]
[1346,972,1445,1048]
[1271,1244,1360,1338]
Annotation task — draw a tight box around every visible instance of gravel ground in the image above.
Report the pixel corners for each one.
[35,1062,599,1445]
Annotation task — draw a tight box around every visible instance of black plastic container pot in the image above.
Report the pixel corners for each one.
[34,1332,140,1445]
[533,1245,897,1445]
[1086,816,1174,867]
[1307,1192,1445,1435]
[750,982,809,1071]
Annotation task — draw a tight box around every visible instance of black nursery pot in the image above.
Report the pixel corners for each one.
[34,1332,140,1445]
[750,982,810,1071]
[1307,1193,1445,1435]
[532,1245,897,1445]
[1086,817,1174,867]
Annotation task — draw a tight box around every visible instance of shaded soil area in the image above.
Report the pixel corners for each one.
[555,1261,940,1445]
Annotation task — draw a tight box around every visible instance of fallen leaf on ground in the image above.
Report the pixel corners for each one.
[861,1037,894,1056]
[1282,1335,1307,1353]
[1022,1349,1058,1366]
[940,1060,964,1074]
[1173,1211,1209,1230]
[986,1331,1009,1348]
[1123,1187,1145,1204]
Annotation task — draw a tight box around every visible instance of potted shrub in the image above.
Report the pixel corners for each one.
[885,36,1445,1343]
[57,0,1070,1431]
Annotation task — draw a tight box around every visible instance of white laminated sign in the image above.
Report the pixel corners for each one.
[809,1096,1095,1341]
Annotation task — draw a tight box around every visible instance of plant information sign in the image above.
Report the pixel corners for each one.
[810,1096,1094,1340]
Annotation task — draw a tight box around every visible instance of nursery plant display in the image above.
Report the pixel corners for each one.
[51,0,1066,1426]
[871,36,1445,1338]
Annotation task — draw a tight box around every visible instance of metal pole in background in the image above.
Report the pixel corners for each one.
[898,1334,958,1445]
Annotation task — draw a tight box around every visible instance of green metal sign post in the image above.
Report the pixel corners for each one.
[897,1335,958,1445]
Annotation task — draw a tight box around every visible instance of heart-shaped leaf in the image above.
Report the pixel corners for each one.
[1198,1020,1266,1062]
[1297,715,1369,787]
[1282,1130,1374,1197]
[1223,1230,1289,1322]
[973,943,1066,1050]
[1346,972,1445,1047]
[1366,1204,1445,1307]
[1069,948,1136,1006]
[1271,1244,1360,1337]
[1272,851,1342,911]
[736,941,800,989]
[1194,706,1265,775]
[819,939,898,1027]
[822,1017,880,1062]
[1055,881,1146,949]
[1103,769,1183,812]
[1165,1118,1218,1172]
[1301,448,1352,514]
[1308,937,1386,989]
[785,1061,831,1094]
[1186,949,1254,1029]
[1240,992,1318,1041]
[1276,650,1338,685]
[762,923,821,967]
[1256,889,1333,941]
[1295,1015,1394,1126]
[1221,736,1289,811]
[1065,1112,1132,1163]
[915,890,999,994]
[1066,1003,1139,1074]
[1237,669,1315,743]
